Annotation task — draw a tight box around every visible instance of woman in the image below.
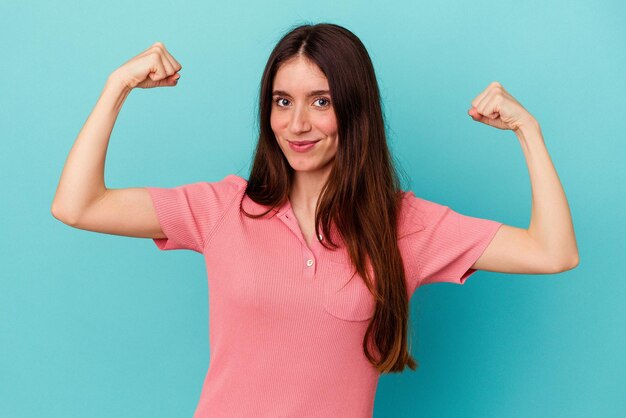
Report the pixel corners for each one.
[51,22,579,418]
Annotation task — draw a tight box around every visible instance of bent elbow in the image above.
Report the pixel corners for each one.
[50,203,78,226]
[554,253,580,273]
[568,253,580,270]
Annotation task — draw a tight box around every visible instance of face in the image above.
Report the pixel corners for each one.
[270,56,339,177]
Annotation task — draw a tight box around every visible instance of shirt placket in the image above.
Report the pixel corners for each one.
[278,208,323,280]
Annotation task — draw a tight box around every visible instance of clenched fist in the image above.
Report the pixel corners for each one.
[468,81,537,133]
[110,42,183,90]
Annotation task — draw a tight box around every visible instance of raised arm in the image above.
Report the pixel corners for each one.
[51,42,182,239]
[466,81,579,274]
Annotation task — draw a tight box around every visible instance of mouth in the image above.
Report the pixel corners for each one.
[288,139,321,145]
[287,139,321,153]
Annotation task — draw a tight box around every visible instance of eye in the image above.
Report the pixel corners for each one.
[314,97,331,107]
[274,97,290,107]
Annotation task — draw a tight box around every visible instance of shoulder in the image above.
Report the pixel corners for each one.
[189,173,247,198]
[397,190,449,237]
[159,174,248,212]
[200,173,248,192]
[220,173,248,189]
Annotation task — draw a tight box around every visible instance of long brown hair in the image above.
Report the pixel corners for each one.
[243,22,417,373]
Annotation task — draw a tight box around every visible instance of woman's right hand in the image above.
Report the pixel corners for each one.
[110,42,182,90]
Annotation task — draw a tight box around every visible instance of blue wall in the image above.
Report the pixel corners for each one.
[1,0,623,416]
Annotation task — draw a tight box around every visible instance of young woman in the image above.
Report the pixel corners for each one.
[51,22,579,418]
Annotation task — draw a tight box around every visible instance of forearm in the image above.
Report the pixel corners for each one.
[51,73,132,222]
[516,121,579,267]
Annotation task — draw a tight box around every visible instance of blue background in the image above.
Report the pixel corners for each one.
[1,0,624,417]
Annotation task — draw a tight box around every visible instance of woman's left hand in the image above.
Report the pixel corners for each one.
[468,81,537,132]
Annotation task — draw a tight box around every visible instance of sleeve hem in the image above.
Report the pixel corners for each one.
[145,186,200,252]
[457,221,503,285]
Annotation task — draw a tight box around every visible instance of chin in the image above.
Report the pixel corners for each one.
[288,158,334,174]
[288,163,317,172]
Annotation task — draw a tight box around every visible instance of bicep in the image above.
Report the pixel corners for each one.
[470,224,560,274]
[70,187,166,239]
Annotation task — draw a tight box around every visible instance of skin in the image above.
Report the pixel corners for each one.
[270,56,339,248]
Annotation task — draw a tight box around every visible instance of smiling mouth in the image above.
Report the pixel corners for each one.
[288,139,321,145]
[287,139,321,153]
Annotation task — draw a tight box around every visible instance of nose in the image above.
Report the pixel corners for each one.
[288,104,311,134]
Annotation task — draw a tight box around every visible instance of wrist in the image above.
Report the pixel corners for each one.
[514,118,542,140]
[106,71,133,95]
[100,72,133,113]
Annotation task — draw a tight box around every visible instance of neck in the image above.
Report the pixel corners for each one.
[289,168,331,213]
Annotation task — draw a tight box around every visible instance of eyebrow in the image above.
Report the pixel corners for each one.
[272,89,331,97]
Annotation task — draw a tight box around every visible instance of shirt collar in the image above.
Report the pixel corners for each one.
[241,193,286,219]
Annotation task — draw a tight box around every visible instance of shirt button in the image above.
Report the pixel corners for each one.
[306,259,314,267]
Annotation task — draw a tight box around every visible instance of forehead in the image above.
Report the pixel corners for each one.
[273,56,329,92]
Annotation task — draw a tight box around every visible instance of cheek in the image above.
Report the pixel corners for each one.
[269,111,285,132]
[318,115,338,135]
[270,111,289,128]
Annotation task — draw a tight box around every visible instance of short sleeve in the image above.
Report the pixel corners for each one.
[144,174,245,254]
[401,192,503,287]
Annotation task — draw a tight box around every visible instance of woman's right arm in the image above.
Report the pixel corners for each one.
[51,42,182,239]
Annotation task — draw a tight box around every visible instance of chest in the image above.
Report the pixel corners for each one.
[204,208,383,324]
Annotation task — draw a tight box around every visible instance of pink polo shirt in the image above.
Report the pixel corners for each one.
[145,174,502,417]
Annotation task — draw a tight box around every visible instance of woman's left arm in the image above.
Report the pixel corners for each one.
[467,81,579,274]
